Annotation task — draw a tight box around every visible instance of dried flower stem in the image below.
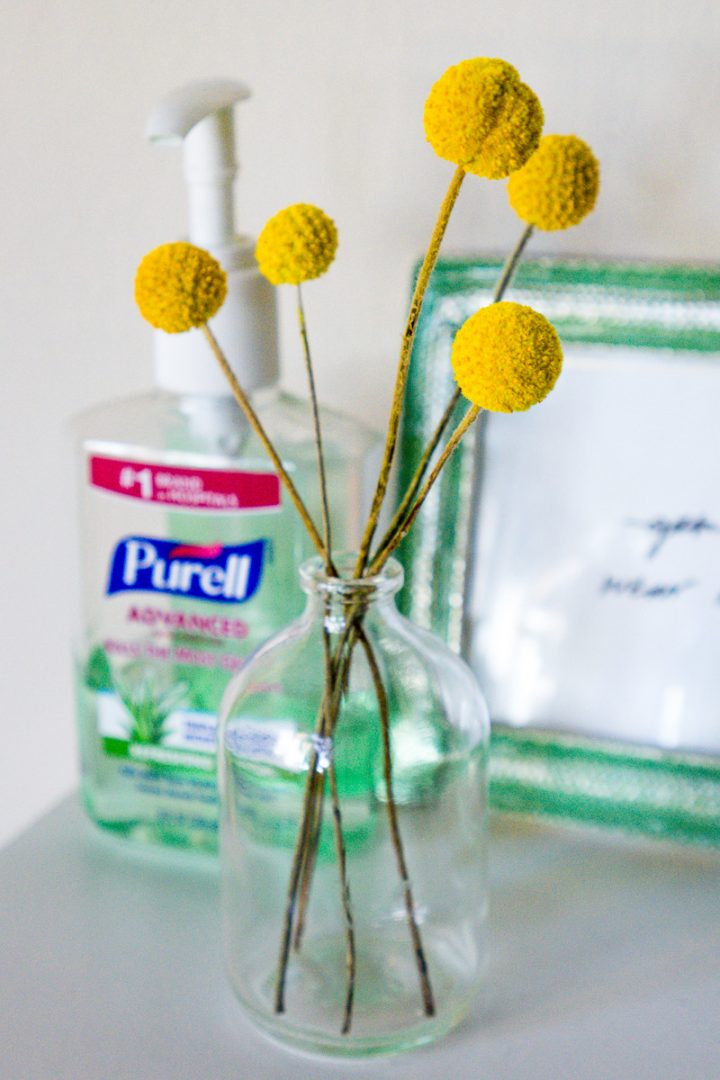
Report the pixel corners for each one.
[202,325,325,557]
[200,324,337,1014]
[292,780,325,951]
[328,758,356,1034]
[288,607,438,1025]
[273,733,326,1014]
[354,165,466,578]
[356,624,435,1016]
[297,283,335,572]
[369,404,481,575]
[293,625,335,951]
[374,389,462,559]
[370,221,534,564]
[493,222,534,299]
[274,620,357,1015]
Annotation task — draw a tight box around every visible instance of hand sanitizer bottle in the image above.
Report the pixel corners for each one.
[72,80,380,852]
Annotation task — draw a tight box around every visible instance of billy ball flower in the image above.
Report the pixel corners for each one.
[134,242,227,334]
[451,302,563,413]
[256,204,338,285]
[423,58,543,180]
[507,134,600,230]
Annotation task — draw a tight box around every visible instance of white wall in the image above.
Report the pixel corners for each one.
[2,0,719,847]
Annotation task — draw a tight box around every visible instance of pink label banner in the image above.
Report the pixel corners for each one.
[89,455,281,513]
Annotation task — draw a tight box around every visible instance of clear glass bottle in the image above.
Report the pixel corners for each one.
[219,554,489,1056]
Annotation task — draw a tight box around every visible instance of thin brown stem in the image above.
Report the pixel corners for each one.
[368,404,481,575]
[294,624,359,1029]
[292,780,325,952]
[287,612,361,957]
[357,625,435,1016]
[293,625,335,952]
[328,759,356,1034]
[354,166,466,578]
[273,620,357,1013]
[202,324,325,558]
[371,221,535,565]
[491,223,534,302]
[273,736,325,1014]
[297,284,335,574]
[373,389,462,559]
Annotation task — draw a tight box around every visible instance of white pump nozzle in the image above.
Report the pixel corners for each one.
[146,79,279,397]
[146,79,251,249]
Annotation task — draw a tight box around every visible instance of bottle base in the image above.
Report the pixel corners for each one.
[225,924,483,1058]
[81,788,219,854]
[239,1001,472,1059]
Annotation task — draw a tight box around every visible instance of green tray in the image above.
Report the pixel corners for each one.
[397,257,720,845]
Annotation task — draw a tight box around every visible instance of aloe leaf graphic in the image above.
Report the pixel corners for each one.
[113,665,190,745]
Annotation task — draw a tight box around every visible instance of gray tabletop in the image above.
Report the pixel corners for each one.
[1,796,719,1079]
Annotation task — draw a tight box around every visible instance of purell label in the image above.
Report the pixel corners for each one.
[107,537,266,604]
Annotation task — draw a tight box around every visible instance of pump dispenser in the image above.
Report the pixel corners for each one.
[72,79,380,852]
[147,80,278,396]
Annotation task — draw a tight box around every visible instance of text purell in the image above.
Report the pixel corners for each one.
[107,538,266,603]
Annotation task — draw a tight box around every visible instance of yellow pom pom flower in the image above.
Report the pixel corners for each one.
[134,242,227,334]
[255,204,338,285]
[507,134,600,230]
[451,302,562,412]
[423,58,544,180]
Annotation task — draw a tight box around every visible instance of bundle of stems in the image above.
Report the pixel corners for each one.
[202,168,536,1033]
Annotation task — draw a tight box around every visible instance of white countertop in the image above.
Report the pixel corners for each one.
[2,797,718,1079]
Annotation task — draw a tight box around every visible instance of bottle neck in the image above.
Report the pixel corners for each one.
[300,554,404,633]
[176,385,280,453]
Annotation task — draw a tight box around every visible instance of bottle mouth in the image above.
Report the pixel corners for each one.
[299,552,404,599]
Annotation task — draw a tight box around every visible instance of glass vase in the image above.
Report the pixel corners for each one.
[218,554,489,1057]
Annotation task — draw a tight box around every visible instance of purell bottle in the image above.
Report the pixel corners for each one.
[73,80,380,851]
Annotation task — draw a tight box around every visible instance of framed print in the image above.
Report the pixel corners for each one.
[398,258,720,844]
